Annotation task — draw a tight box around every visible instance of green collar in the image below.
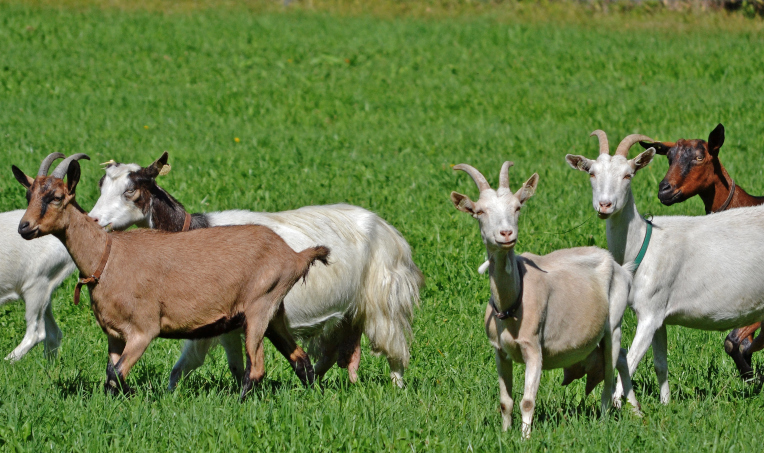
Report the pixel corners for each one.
[633,217,652,270]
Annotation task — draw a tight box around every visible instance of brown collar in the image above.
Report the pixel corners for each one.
[709,178,736,214]
[74,234,112,305]
[182,212,192,232]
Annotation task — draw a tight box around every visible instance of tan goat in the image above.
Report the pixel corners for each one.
[450,161,638,438]
[12,153,329,399]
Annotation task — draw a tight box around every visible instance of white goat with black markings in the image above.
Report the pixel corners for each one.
[88,152,423,389]
[567,131,764,404]
[451,161,638,438]
[1,154,77,362]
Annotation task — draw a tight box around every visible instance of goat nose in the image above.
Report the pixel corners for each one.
[658,180,671,193]
[18,221,30,233]
[599,201,612,209]
[500,230,513,239]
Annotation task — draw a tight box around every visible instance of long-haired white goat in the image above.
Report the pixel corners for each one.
[1,154,77,361]
[567,131,764,404]
[451,161,637,438]
[88,153,423,388]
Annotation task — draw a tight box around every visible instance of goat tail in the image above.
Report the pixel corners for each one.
[354,220,424,368]
[297,245,331,282]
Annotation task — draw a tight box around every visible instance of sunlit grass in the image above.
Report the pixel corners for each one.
[1,2,763,450]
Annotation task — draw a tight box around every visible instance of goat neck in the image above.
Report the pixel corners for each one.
[57,204,112,279]
[148,186,192,232]
[605,189,647,266]
[697,165,736,213]
[488,248,522,316]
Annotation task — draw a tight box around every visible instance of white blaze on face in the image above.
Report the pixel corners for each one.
[89,163,146,230]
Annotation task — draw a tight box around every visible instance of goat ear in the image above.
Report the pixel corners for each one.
[640,141,673,156]
[565,154,593,172]
[145,151,170,178]
[631,148,655,172]
[516,173,538,205]
[12,165,33,189]
[450,191,476,215]
[66,161,82,194]
[708,123,724,157]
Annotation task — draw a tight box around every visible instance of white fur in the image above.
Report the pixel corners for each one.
[89,168,423,388]
[568,141,764,405]
[0,210,76,361]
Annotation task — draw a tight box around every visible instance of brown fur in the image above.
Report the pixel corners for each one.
[642,124,764,379]
[15,165,329,399]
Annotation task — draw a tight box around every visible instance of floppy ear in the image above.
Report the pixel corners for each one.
[516,173,539,205]
[12,165,33,189]
[66,161,82,194]
[708,123,724,157]
[451,191,476,215]
[640,141,673,156]
[631,148,656,172]
[145,151,170,178]
[565,155,594,172]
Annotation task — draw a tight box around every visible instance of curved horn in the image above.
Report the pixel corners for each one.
[590,130,610,155]
[498,161,514,189]
[615,134,654,157]
[37,153,66,177]
[51,153,91,179]
[453,163,491,192]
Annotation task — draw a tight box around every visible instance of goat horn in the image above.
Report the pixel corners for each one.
[590,130,610,155]
[498,161,514,189]
[51,153,91,179]
[453,163,491,192]
[615,134,654,157]
[37,153,66,177]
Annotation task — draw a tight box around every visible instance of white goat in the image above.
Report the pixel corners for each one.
[567,131,764,404]
[451,161,637,438]
[1,154,77,361]
[88,153,423,389]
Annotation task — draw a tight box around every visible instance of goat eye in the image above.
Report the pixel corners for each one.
[624,174,633,180]
[475,210,485,216]
[589,173,595,179]
[124,189,136,196]
[696,155,704,162]
[515,206,521,213]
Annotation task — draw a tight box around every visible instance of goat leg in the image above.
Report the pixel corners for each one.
[336,323,362,384]
[265,307,314,387]
[241,312,273,402]
[495,349,514,432]
[652,325,670,405]
[105,336,129,395]
[108,333,154,396]
[519,345,542,439]
[724,323,759,379]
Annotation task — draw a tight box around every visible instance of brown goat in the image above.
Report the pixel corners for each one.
[641,123,764,379]
[12,153,329,399]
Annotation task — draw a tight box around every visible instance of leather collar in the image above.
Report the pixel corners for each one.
[74,234,112,305]
[182,212,192,232]
[710,178,736,214]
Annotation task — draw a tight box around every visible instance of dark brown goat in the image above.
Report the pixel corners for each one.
[12,153,329,398]
[641,124,764,379]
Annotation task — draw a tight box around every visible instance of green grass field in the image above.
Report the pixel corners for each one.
[1,1,764,450]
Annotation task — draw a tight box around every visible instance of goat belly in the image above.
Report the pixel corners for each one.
[159,313,245,339]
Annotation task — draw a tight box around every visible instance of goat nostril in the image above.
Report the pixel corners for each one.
[19,221,29,232]
[599,202,612,209]
[659,181,671,192]
[500,230,512,239]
